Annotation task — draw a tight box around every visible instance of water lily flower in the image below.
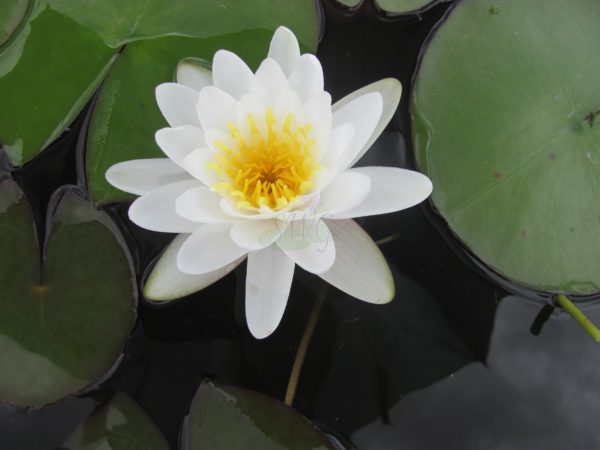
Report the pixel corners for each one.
[106,26,432,339]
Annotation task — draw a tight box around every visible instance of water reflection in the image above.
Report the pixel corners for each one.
[353,296,600,449]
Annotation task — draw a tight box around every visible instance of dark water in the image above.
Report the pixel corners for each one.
[3,1,600,449]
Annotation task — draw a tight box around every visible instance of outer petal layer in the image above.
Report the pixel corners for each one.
[155,125,205,168]
[245,245,295,339]
[279,220,335,274]
[177,224,248,274]
[319,219,394,303]
[156,83,201,128]
[315,171,371,217]
[332,167,433,219]
[144,234,244,301]
[333,78,402,167]
[176,60,212,91]
[129,180,202,232]
[105,159,190,196]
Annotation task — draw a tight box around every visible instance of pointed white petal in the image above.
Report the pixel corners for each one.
[144,234,244,301]
[212,50,253,100]
[155,126,205,167]
[332,167,432,219]
[180,148,218,186]
[251,58,299,113]
[319,219,393,303]
[129,180,202,232]
[175,186,238,223]
[267,26,301,76]
[333,78,402,167]
[196,86,237,130]
[245,245,295,339]
[230,219,287,251]
[156,83,201,128]
[303,92,332,155]
[177,224,248,274]
[289,54,324,102]
[316,171,371,217]
[332,91,383,172]
[106,159,190,196]
[279,220,335,274]
[319,123,355,170]
[176,60,212,91]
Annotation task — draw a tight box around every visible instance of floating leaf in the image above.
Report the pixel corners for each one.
[186,380,334,450]
[61,392,170,450]
[0,6,116,166]
[0,180,136,407]
[375,0,445,15]
[411,0,600,294]
[0,0,29,47]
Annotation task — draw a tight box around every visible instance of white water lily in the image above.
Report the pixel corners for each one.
[106,26,432,339]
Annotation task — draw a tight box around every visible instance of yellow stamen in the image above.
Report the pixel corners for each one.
[209,107,320,210]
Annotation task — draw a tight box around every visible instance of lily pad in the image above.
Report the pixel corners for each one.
[61,392,170,450]
[0,0,29,47]
[86,31,278,205]
[411,0,600,294]
[0,179,136,407]
[186,380,335,450]
[375,0,446,15]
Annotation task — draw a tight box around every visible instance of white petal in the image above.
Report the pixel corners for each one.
[332,78,402,167]
[177,224,248,274]
[267,26,301,76]
[212,50,253,100]
[332,167,433,219]
[156,83,201,128]
[288,54,324,102]
[155,126,205,167]
[144,234,244,301]
[196,86,237,130]
[303,92,332,155]
[180,148,218,186]
[245,245,295,339]
[251,58,298,112]
[175,186,238,223]
[278,220,335,274]
[319,219,393,303]
[331,91,383,172]
[316,171,371,217]
[176,60,212,91]
[106,159,190,196]
[319,123,355,170]
[230,219,287,251]
[129,180,202,233]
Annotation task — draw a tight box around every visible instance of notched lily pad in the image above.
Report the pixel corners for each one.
[61,391,169,450]
[186,380,335,450]
[0,179,137,407]
[411,0,600,295]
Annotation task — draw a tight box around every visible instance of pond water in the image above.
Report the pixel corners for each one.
[2,1,600,449]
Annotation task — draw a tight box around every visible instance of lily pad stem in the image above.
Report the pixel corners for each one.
[555,294,600,342]
[284,284,328,407]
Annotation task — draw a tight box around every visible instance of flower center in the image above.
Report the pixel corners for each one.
[208,108,320,211]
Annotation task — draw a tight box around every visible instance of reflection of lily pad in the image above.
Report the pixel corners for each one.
[0,0,320,167]
[411,0,600,294]
[187,380,334,450]
[0,179,136,407]
[375,0,445,15]
[62,392,170,450]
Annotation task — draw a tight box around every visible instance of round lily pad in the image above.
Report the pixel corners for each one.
[187,380,335,450]
[0,180,136,407]
[411,0,600,294]
[62,392,169,450]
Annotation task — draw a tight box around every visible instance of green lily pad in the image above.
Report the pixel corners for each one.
[375,0,445,15]
[61,392,169,450]
[187,380,335,450]
[86,30,294,205]
[0,6,116,166]
[411,0,600,294]
[0,0,29,47]
[0,179,136,407]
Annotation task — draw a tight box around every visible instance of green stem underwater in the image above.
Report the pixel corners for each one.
[555,294,600,343]
[284,284,328,407]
